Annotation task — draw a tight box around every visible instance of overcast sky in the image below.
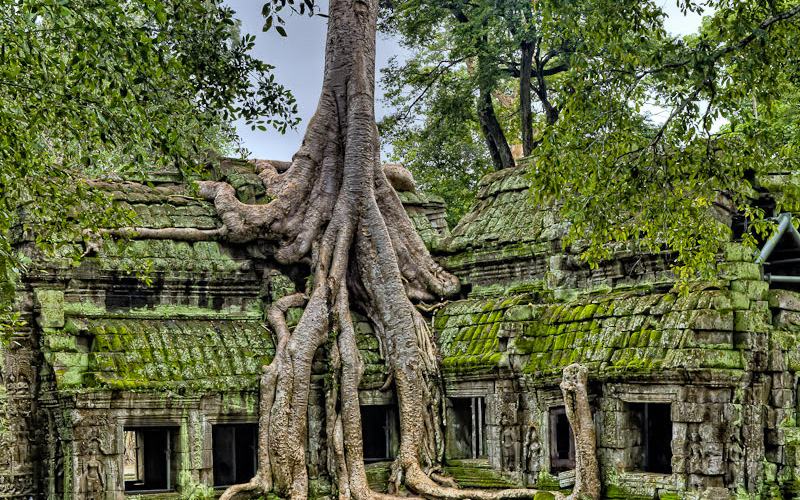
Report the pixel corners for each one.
[225,0,708,161]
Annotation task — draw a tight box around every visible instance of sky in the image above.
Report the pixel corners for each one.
[225,0,709,161]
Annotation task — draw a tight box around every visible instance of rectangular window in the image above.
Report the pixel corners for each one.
[213,424,258,487]
[361,405,398,463]
[446,397,486,460]
[123,427,177,493]
[549,406,575,472]
[628,402,672,474]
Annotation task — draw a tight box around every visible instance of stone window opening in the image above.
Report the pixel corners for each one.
[213,424,258,488]
[123,427,177,493]
[629,402,672,474]
[446,397,487,460]
[549,406,575,472]
[361,405,398,463]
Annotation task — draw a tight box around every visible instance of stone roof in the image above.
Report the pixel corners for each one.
[431,165,799,383]
[77,318,273,390]
[438,165,674,293]
[30,158,426,393]
[435,280,763,380]
[442,166,549,253]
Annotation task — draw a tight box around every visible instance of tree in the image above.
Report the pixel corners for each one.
[92,0,595,499]
[528,0,800,280]
[381,0,577,171]
[378,0,676,230]
[383,0,800,281]
[0,0,298,331]
[379,67,492,228]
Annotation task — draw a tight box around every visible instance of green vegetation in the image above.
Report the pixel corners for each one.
[0,0,299,332]
[382,0,800,277]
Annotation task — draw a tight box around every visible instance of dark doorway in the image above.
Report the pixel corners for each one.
[361,405,397,462]
[629,402,672,473]
[446,397,486,460]
[123,427,176,492]
[213,424,258,487]
[549,406,575,472]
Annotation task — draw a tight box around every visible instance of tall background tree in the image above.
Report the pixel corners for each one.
[379,0,672,225]
[381,0,800,275]
[379,66,493,228]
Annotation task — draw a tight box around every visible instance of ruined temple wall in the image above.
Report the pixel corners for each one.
[0,321,41,499]
[431,242,800,499]
[59,390,261,500]
[440,368,773,499]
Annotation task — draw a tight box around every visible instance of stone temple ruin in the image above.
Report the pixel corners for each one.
[4,160,800,499]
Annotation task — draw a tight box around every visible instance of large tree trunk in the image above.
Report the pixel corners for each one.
[477,88,516,171]
[96,1,591,498]
[520,40,535,157]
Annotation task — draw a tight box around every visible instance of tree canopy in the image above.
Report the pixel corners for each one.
[381,0,800,276]
[0,0,298,330]
[529,0,800,279]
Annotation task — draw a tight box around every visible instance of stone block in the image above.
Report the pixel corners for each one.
[705,453,724,475]
[729,279,768,300]
[650,294,677,315]
[505,305,534,322]
[767,288,800,311]
[723,261,762,280]
[702,389,733,403]
[45,333,78,352]
[34,289,65,328]
[671,454,686,473]
[734,310,771,332]
[662,311,691,329]
[688,310,733,331]
[672,403,707,423]
[498,322,522,338]
[767,349,788,372]
[56,369,83,387]
[723,242,754,262]
[722,404,740,423]
[689,329,733,346]
[773,310,800,330]
[787,350,800,371]
[700,487,732,500]
[773,371,793,389]
[726,291,751,310]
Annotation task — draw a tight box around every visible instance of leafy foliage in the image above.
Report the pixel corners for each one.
[527,0,800,280]
[0,0,299,330]
[383,0,800,280]
[380,68,492,227]
[379,0,650,221]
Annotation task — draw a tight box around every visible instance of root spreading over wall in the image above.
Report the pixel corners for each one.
[93,0,599,499]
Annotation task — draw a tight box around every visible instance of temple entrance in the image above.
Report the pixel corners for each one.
[549,406,575,472]
[212,424,258,487]
[629,402,672,473]
[361,405,398,463]
[123,427,176,493]
[446,397,486,460]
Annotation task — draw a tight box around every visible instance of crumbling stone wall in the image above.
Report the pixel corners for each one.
[0,159,441,500]
[4,159,800,500]
[428,166,800,499]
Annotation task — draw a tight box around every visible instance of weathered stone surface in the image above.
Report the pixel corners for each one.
[9,163,800,500]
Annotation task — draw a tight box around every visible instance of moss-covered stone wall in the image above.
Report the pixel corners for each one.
[5,159,800,500]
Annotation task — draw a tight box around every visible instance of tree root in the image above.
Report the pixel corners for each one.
[403,463,566,500]
[87,0,600,497]
[560,364,600,500]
